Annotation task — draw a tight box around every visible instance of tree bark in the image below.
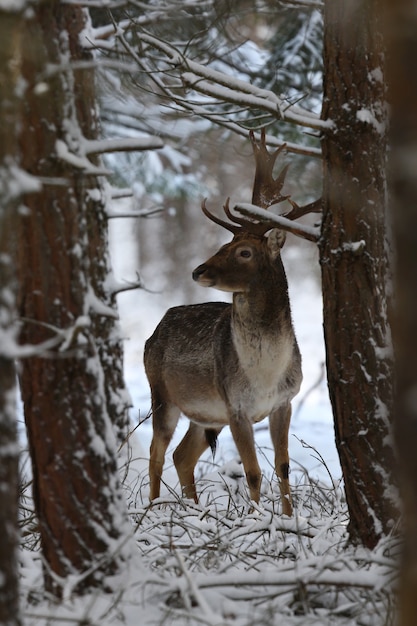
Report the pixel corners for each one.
[17,3,130,595]
[320,0,398,547]
[384,0,417,622]
[0,10,23,625]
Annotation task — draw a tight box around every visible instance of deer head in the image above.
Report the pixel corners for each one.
[194,128,291,291]
[193,199,286,293]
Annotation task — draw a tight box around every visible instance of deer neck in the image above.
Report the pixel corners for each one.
[231,266,291,340]
[229,268,294,388]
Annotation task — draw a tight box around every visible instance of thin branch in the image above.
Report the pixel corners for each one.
[106,206,164,219]
[110,272,160,297]
[173,549,215,619]
[279,0,324,8]
[62,0,127,5]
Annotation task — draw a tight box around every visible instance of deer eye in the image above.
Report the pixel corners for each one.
[237,247,252,259]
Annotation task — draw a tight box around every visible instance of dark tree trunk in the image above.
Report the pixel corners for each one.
[17,3,130,594]
[0,11,23,625]
[385,0,417,622]
[320,0,398,547]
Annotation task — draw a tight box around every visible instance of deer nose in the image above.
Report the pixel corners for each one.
[192,264,208,282]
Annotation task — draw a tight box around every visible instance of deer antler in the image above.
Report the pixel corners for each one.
[201,129,322,243]
[250,128,290,209]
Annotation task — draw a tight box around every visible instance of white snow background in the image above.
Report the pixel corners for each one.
[20,200,398,626]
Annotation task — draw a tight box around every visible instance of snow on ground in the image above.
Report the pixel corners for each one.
[109,208,341,498]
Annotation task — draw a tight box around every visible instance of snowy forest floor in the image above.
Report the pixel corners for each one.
[19,453,399,626]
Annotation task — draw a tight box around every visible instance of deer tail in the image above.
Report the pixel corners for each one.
[205,429,218,459]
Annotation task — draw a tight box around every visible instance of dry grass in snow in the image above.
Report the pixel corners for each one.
[19,444,398,626]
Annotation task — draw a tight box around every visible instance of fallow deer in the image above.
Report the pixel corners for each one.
[144,130,302,515]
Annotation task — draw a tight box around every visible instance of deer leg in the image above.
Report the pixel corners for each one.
[229,414,262,503]
[269,404,293,516]
[173,422,221,503]
[149,388,180,501]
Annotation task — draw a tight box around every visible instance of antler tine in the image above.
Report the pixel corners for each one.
[283,197,322,221]
[250,128,287,165]
[274,163,291,193]
[223,197,248,227]
[201,199,240,235]
[249,129,290,209]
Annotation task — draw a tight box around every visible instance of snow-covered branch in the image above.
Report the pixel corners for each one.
[55,134,163,174]
[0,316,90,359]
[234,203,320,242]
[108,187,134,199]
[83,17,326,153]
[83,136,163,155]
[279,0,324,8]
[182,71,320,130]
[55,139,112,175]
[103,86,321,157]
[0,331,65,359]
[106,205,164,219]
[108,273,154,297]
[134,30,330,133]
[2,297,120,359]
[171,565,382,596]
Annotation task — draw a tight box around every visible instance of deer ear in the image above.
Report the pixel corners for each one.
[267,229,286,258]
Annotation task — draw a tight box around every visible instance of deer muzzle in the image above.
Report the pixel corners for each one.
[192,264,214,286]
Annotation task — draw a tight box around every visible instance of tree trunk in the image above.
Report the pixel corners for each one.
[0,10,23,625]
[320,0,398,547]
[384,0,417,622]
[17,3,130,595]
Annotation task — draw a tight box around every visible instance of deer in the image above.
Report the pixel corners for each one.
[144,130,303,516]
